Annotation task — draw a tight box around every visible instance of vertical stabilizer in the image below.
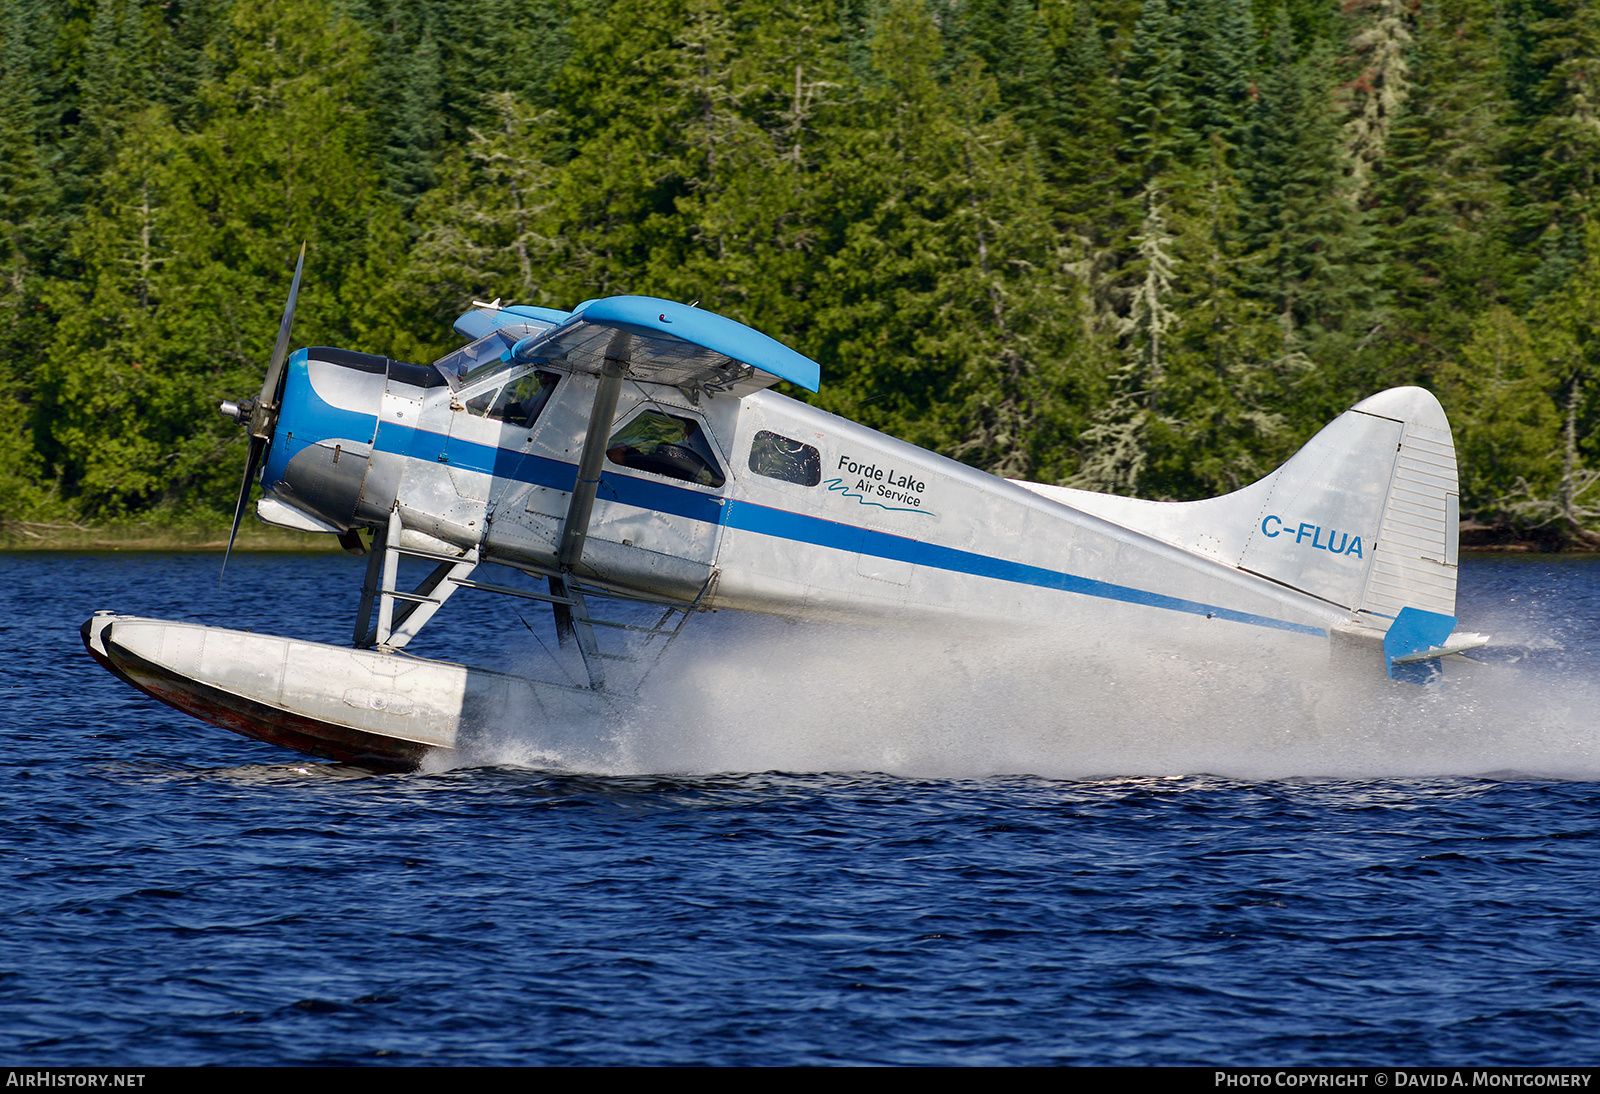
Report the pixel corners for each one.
[1013,387,1460,628]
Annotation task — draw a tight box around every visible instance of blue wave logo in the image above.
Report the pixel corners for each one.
[823,477,934,515]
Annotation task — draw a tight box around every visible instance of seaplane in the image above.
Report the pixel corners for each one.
[81,247,1488,771]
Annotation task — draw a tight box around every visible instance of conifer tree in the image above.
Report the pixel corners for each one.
[1181,0,1256,160]
[650,0,851,337]
[812,0,1094,479]
[0,0,59,521]
[1364,0,1512,393]
[181,0,381,340]
[365,1,445,211]
[0,0,1589,531]
[0,0,56,292]
[1240,17,1377,378]
[949,0,1060,140]
[1447,222,1600,545]
[78,0,161,182]
[1502,0,1600,299]
[1049,1,1123,275]
[1075,0,1189,495]
[36,109,196,515]
[393,91,565,359]
[35,0,388,518]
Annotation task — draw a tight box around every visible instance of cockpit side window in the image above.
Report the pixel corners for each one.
[464,369,560,427]
[748,430,821,486]
[606,410,726,489]
[489,371,560,427]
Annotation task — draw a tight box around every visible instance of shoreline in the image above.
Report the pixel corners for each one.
[0,519,347,553]
[4,523,1596,558]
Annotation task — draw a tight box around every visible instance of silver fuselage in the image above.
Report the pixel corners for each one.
[260,348,1349,651]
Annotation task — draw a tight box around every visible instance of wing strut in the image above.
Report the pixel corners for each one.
[551,332,630,688]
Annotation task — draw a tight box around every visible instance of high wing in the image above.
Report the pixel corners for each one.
[446,296,819,400]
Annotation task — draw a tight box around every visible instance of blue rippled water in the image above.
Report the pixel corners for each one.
[2,552,1598,1065]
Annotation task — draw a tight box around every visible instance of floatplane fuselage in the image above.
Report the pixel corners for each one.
[83,284,1487,770]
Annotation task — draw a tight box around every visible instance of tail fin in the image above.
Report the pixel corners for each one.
[1018,387,1460,628]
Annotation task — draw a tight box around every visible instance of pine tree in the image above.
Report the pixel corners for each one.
[392,91,565,358]
[948,0,1059,139]
[0,0,60,521]
[1048,1,1123,276]
[1182,0,1256,160]
[1446,222,1600,545]
[365,1,445,211]
[1240,18,1378,376]
[650,0,851,337]
[182,0,382,340]
[1363,0,1512,393]
[1119,0,1190,188]
[0,0,56,290]
[1075,0,1191,495]
[1502,0,1600,299]
[36,108,194,515]
[811,0,1095,479]
[34,0,390,519]
[78,0,161,181]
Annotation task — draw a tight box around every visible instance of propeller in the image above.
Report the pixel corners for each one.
[219,242,306,582]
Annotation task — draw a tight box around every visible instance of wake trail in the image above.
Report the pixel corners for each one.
[437,598,1600,781]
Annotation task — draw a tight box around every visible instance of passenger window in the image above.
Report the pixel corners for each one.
[748,430,821,486]
[464,370,559,427]
[607,410,726,488]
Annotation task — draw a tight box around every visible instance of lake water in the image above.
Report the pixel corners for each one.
[2,552,1598,1065]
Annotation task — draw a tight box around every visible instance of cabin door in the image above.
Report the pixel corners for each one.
[580,398,730,600]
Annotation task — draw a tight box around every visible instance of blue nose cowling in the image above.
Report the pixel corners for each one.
[260,348,388,532]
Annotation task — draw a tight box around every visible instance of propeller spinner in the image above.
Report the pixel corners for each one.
[219,242,306,581]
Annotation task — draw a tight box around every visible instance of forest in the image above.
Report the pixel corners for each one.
[2,0,1599,546]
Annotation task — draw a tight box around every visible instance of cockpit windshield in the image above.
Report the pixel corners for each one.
[430,323,550,390]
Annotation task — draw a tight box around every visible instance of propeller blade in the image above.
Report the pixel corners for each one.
[220,435,266,584]
[224,243,305,585]
[257,241,306,413]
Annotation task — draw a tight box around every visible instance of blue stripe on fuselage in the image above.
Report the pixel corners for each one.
[404,425,1325,638]
[722,500,1325,636]
[428,431,726,524]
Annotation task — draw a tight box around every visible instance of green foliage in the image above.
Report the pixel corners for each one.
[2,0,1599,543]
[1503,0,1600,299]
[1361,0,1512,397]
[1446,306,1564,522]
[1447,223,1600,543]
[390,91,566,359]
[806,1,1096,480]
[29,0,388,517]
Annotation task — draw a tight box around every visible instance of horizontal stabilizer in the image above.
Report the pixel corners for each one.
[1382,606,1488,683]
